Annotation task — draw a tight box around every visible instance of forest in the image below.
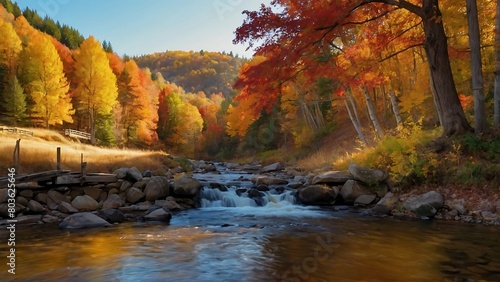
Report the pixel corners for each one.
[0,0,499,187]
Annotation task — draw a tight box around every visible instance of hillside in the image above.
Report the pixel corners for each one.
[134,50,246,97]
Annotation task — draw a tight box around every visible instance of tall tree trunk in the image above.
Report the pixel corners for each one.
[344,96,367,145]
[422,0,472,135]
[388,89,403,126]
[346,87,362,127]
[362,86,385,139]
[467,0,488,134]
[495,0,500,129]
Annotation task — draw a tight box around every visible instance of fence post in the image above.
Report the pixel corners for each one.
[13,139,20,172]
[57,147,61,171]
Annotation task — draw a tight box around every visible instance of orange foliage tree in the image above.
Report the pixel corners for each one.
[234,0,472,136]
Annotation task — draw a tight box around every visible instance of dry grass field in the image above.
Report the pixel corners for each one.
[0,127,172,175]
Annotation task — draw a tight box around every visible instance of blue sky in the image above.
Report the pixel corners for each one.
[14,0,264,58]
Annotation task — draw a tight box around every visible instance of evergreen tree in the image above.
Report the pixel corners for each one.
[0,76,27,125]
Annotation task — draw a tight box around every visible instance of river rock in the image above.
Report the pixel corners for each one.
[48,190,70,204]
[403,191,444,218]
[154,199,182,211]
[126,187,144,204]
[173,175,202,197]
[132,180,148,190]
[144,208,172,222]
[452,204,467,215]
[57,202,79,213]
[312,171,352,185]
[480,210,497,221]
[339,180,374,205]
[354,194,377,206]
[348,164,387,185]
[251,175,288,186]
[0,203,22,217]
[127,167,143,182]
[19,189,33,198]
[0,188,8,203]
[260,162,283,173]
[84,187,102,200]
[120,180,133,192]
[27,200,46,213]
[71,195,99,211]
[42,214,60,223]
[297,185,338,205]
[16,215,42,224]
[16,196,29,207]
[97,209,126,223]
[103,194,123,209]
[59,212,111,229]
[113,167,128,179]
[370,204,392,217]
[376,192,395,208]
[34,193,47,204]
[70,188,84,200]
[144,176,170,201]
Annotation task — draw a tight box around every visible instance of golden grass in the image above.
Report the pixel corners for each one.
[0,127,172,174]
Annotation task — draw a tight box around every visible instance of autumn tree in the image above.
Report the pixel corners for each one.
[73,36,118,144]
[0,19,22,121]
[234,0,472,136]
[117,60,158,145]
[20,32,74,128]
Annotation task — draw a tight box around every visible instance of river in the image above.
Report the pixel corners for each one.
[1,166,500,281]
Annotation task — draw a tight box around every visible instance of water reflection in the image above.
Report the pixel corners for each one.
[1,210,499,281]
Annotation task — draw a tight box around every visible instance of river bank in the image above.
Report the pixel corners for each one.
[0,160,499,228]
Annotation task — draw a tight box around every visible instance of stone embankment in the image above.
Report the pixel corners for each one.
[0,166,203,229]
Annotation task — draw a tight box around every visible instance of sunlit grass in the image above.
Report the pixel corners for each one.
[0,127,172,174]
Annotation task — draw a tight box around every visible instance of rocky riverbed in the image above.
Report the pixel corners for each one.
[1,160,499,228]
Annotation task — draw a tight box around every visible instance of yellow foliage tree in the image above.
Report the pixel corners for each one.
[20,32,74,128]
[74,36,118,144]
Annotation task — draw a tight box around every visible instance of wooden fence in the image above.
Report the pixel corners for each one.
[64,129,91,140]
[0,126,33,136]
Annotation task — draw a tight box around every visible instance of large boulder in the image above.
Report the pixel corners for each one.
[102,194,123,209]
[127,167,143,182]
[97,209,126,223]
[348,164,387,185]
[47,190,70,204]
[173,175,202,197]
[297,185,338,205]
[84,187,102,200]
[144,208,172,222]
[354,194,377,206]
[339,180,374,205]
[251,175,289,186]
[126,187,144,204]
[260,162,283,173]
[403,191,444,218]
[71,195,99,211]
[312,171,352,185]
[58,202,78,213]
[144,176,170,201]
[27,200,46,213]
[59,212,111,229]
[113,168,128,179]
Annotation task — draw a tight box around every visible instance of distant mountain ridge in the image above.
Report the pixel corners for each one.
[134,50,247,98]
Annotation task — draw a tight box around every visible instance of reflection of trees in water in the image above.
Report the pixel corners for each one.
[437,224,500,281]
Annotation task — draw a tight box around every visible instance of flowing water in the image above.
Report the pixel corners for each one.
[1,165,500,281]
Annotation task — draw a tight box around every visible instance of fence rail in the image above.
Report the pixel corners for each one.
[65,129,91,140]
[0,126,33,136]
